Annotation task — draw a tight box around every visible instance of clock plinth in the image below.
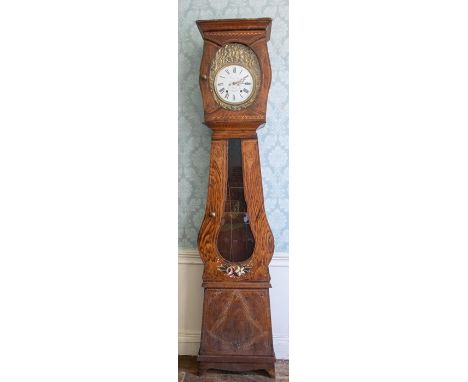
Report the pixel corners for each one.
[195,18,275,378]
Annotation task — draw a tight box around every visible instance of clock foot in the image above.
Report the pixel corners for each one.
[265,365,276,378]
[197,365,208,376]
[198,360,275,378]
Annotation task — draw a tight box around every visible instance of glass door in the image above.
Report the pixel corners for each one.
[216,139,255,262]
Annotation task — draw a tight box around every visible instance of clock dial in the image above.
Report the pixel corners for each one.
[214,65,255,105]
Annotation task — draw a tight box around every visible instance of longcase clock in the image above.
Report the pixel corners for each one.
[195,18,276,378]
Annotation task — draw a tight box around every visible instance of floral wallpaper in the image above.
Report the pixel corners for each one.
[178,0,289,253]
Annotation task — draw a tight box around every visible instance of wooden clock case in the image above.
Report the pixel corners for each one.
[196,18,276,378]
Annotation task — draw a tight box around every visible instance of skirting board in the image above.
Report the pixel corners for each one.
[178,332,289,360]
[178,248,289,267]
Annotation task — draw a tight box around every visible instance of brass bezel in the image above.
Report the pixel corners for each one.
[209,43,261,111]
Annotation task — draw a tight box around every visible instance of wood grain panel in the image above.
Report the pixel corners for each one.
[197,140,227,270]
[199,289,274,356]
[242,139,275,278]
[203,31,264,46]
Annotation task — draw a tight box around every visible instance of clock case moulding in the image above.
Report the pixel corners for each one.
[195,18,277,378]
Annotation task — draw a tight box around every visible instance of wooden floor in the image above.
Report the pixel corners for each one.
[178,356,289,381]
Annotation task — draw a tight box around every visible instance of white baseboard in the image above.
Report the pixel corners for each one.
[178,331,289,359]
[178,248,289,267]
[178,332,202,357]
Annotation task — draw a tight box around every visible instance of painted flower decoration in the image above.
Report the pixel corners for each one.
[218,263,251,278]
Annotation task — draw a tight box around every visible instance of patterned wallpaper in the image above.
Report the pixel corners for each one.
[178,0,289,253]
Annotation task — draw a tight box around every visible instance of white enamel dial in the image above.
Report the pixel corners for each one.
[214,64,254,105]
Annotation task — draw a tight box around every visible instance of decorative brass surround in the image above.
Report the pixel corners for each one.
[209,43,261,111]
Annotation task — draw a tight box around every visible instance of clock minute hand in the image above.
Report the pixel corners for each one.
[233,76,248,86]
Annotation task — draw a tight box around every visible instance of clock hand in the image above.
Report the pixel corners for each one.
[232,76,248,86]
[232,75,248,85]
